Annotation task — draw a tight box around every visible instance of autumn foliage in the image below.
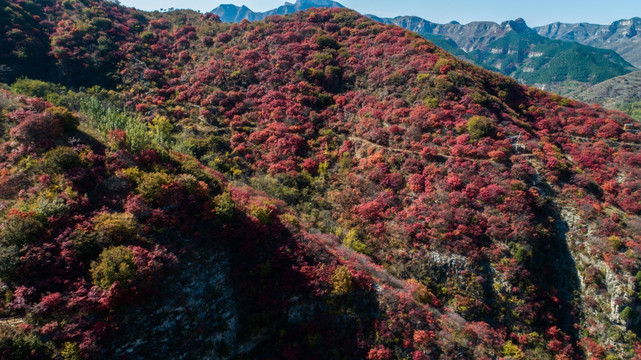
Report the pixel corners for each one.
[0,1,641,359]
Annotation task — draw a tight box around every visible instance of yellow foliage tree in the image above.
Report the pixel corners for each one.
[331,265,353,295]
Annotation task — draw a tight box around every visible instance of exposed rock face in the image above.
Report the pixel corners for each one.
[211,4,259,23]
[535,18,641,67]
[559,204,641,354]
[211,0,343,23]
[107,250,239,359]
[369,16,508,53]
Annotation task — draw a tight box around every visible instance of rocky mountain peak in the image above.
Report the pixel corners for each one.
[502,17,531,33]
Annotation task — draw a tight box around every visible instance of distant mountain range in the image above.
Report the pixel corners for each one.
[211,0,343,22]
[211,0,639,96]
[369,16,636,94]
[536,18,641,68]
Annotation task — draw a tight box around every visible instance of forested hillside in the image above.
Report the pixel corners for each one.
[1,1,641,359]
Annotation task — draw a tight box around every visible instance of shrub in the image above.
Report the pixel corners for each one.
[343,228,368,254]
[607,235,623,251]
[0,245,20,281]
[71,229,102,265]
[213,192,236,222]
[44,146,81,172]
[367,345,392,360]
[90,246,136,289]
[137,172,174,201]
[331,265,353,295]
[10,113,63,143]
[620,306,634,321]
[466,115,496,139]
[48,106,79,131]
[11,78,67,105]
[93,212,138,245]
[316,35,340,49]
[1,211,44,247]
[0,332,51,359]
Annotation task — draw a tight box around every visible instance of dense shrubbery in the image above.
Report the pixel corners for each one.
[90,245,136,289]
[1,1,641,359]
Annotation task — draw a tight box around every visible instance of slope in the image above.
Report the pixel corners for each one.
[570,71,641,108]
[209,2,636,94]
[0,88,429,359]
[1,1,641,359]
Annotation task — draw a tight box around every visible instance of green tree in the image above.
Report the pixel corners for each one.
[342,228,368,254]
[147,115,174,147]
[44,146,81,172]
[93,212,138,245]
[1,212,44,247]
[213,192,236,222]
[90,246,136,289]
[466,115,496,139]
[620,306,634,321]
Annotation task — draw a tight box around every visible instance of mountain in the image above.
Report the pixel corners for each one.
[210,4,257,22]
[536,18,641,68]
[211,0,343,22]
[2,1,641,359]
[570,71,641,107]
[373,16,636,94]
[209,2,636,94]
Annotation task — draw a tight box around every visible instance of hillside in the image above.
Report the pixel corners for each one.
[2,1,641,359]
[209,1,637,94]
[536,18,641,68]
[372,16,636,94]
[571,71,641,108]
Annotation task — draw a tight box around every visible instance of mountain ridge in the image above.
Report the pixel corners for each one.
[535,17,641,67]
[209,1,637,93]
[211,0,343,22]
[371,15,636,93]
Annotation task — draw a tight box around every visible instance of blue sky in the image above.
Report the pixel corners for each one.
[119,0,641,27]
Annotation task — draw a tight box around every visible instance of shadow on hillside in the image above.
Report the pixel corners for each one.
[530,197,584,347]
[102,213,381,360]
[225,214,381,360]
